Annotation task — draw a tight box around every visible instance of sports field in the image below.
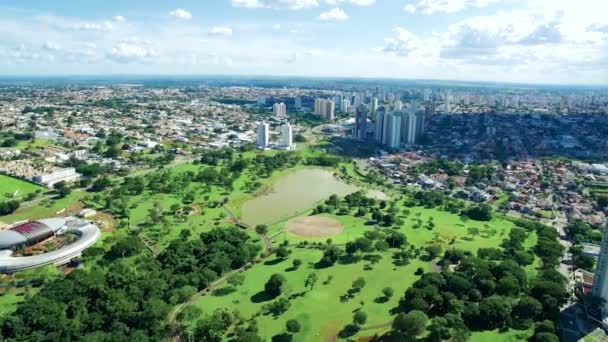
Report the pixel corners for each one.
[0,174,44,201]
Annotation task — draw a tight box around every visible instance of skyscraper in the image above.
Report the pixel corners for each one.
[281,123,293,149]
[294,96,302,110]
[314,98,335,121]
[342,99,350,113]
[371,98,379,116]
[256,122,269,149]
[394,100,402,110]
[273,103,287,118]
[375,110,385,143]
[353,104,368,140]
[593,224,608,326]
[383,112,402,149]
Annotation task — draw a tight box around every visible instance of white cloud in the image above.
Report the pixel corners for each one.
[169,9,193,20]
[324,0,375,6]
[319,8,349,20]
[110,42,156,62]
[231,0,319,10]
[42,42,61,51]
[404,0,500,15]
[71,20,113,32]
[383,28,423,56]
[272,24,281,30]
[114,15,126,22]
[208,26,233,36]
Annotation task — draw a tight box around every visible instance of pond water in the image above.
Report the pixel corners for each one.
[241,168,358,226]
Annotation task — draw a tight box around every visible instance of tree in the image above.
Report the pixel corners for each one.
[425,245,443,259]
[292,259,302,270]
[276,246,290,259]
[53,181,71,198]
[382,287,394,299]
[255,224,268,236]
[90,176,111,192]
[478,296,512,329]
[286,319,301,333]
[352,277,366,292]
[319,246,341,266]
[265,274,287,298]
[428,317,451,342]
[392,310,428,338]
[353,310,367,325]
[533,332,559,342]
[228,273,246,287]
[305,273,318,291]
[463,204,493,221]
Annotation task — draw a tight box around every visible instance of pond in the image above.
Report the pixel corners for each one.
[241,168,358,226]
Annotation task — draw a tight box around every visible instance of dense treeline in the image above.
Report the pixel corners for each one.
[0,227,261,341]
[383,219,566,341]
[0,200,20,215]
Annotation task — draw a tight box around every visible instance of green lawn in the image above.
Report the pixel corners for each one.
[0,291,27,317]
[1,191,85,223]
[469,328,532,341]
[188,248,430,341]
[0,174,45,201]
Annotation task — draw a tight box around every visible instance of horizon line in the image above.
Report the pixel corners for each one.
[0,73,607,88]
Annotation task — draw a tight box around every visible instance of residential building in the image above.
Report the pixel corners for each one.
[353,105,368,140]
[256,122,269,149]
[314,98,335,121]
[273,102,287,118]
[281,123,293,149]
[371,97,379,115]
[592,223,608,326]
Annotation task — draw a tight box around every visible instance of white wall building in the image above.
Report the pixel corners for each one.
[314,98,335,122]
[281,123,294,150]
[273,102,287,118]
[33,168,80,188]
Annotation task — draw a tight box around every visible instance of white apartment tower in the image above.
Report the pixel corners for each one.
[593,223,608,325]
[273,103,287,118]
[256,122,270,149]
[281,123,293,149]
[383,112,402,149]
[314,98,336,121]
[371,98,379,115]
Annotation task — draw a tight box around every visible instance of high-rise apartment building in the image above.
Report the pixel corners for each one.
[342,99,350,113]
[353,105,368,140]
[593,224,608,325]
[281,123,293,149]
[374,101,425,150]
[256,122,269,149]
[383,112,402,149]
[294,96,302,110]
[273,103,287,118]
[371,98,379,116]
[314,98,335,121]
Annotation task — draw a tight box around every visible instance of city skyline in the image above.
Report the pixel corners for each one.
[0,0,606,85]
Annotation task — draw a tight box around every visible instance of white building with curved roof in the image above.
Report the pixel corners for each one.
[0,217,101,273]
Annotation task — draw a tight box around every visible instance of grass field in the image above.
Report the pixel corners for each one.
[189,248,430,341]
[1,191,85,224]
[0,174,45,201]
[0,291,27,317]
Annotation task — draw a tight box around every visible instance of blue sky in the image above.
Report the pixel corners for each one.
[0,0,606,84]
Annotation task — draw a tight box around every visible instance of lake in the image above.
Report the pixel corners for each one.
[241,168,358,226]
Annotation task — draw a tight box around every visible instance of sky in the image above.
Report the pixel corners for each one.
[0,0,607,85]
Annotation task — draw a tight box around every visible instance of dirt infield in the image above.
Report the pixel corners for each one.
[286,215,344,238]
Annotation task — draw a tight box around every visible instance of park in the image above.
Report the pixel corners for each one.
[0,143,564,342]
